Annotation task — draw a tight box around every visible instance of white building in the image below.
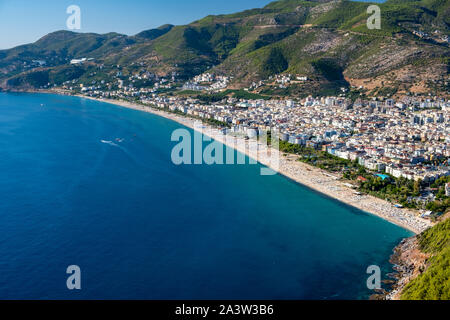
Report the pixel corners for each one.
[70,58,87,65]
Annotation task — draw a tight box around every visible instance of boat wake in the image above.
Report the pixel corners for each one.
[100,138,144,167]
[101,140,119,147]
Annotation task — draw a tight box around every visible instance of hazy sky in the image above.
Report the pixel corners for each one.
[0,0,384,50]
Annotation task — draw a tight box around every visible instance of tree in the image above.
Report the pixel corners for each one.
[413,179,422,197]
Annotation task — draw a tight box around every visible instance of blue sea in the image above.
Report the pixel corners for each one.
[0,93,412,300]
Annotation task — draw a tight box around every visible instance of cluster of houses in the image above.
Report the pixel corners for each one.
[138,94,450,184]
[249,74,309,90]
[183,73,230,91]
[411,29,450,43]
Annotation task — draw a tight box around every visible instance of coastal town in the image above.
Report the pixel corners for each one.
[0,0,449,303]
[47,69,450,232]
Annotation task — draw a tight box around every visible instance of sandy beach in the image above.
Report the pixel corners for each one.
[78,95,433,234]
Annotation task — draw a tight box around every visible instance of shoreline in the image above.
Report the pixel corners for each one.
[385,234,431,300]
[70,94,432,234]
[16,89,433,234]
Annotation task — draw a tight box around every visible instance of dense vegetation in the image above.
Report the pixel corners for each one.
[262,47,289,77]
[401,219,450,300]
[311,59,346,82]
[418,218,450,254]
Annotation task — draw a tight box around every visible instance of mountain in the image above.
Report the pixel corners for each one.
[134,24,174,40]
[0,0,449,96]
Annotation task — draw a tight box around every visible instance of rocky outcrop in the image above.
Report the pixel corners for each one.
[386,237,430,300]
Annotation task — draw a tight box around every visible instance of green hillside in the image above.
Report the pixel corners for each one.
[0,0,448,95]
[401,219,450,300]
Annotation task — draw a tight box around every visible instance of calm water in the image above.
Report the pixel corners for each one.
[0,93,412,300]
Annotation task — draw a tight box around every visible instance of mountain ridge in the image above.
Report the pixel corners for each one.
[1,0,448,97]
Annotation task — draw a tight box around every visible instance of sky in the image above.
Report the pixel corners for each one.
[0,0,384,50]
[0,0,275,49]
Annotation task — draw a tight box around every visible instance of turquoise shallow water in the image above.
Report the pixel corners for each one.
[0,93,412,299]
